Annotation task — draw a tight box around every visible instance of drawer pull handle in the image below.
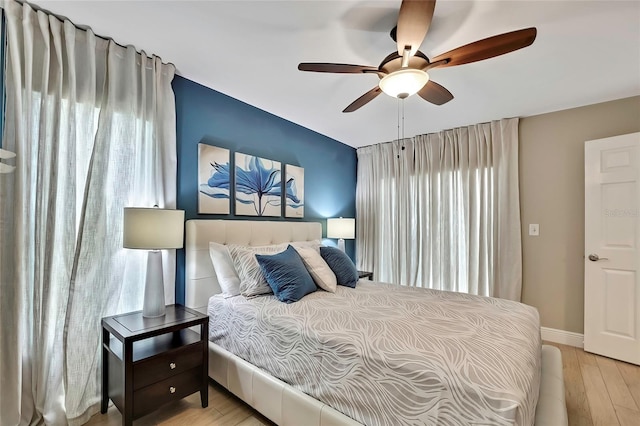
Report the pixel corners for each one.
[169,386,176,394]
[169,362,176,370]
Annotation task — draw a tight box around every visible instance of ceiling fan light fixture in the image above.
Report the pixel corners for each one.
[379,68,429,99]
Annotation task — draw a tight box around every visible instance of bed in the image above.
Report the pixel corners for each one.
[184,219,567,426]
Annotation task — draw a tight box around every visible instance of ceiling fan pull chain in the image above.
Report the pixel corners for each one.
[397,97,401,144]
[402,98,405,143]
[396,97,401,160]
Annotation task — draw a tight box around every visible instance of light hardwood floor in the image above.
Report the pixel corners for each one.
[85,380,273,426]
[87,342,640,426]
[548,342,640,426]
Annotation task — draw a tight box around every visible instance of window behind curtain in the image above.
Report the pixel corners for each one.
[356,120,521,300]
[0,1,177,423]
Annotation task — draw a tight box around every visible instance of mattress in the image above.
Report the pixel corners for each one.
[208,281,541,426]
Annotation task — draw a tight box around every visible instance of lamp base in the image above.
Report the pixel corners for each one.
[143,250,166,318]
[338,238,346,252]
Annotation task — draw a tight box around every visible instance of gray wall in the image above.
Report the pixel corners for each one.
[519,96,640,333]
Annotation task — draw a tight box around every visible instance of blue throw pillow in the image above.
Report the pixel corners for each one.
[256,245,317,303]
[320,246,359,288]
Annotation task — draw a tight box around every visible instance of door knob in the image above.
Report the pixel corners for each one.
[588,254,609,261]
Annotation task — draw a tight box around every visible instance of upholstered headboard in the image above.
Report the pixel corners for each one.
[184,219,323,311]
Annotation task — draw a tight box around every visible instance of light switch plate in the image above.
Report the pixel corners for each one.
[529,224,540,236]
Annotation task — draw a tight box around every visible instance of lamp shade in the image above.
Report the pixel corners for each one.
[379,69,429,99]
[327,218,355,240]
[123,208,185,249]
[0,148,16,174]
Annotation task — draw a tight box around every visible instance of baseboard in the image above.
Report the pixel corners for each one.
[541,326,584,348]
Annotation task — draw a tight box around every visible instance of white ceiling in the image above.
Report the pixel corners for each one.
[32,1,640,148]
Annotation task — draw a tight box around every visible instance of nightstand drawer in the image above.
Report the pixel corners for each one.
[133,367,201,418]
[133,341,203,390]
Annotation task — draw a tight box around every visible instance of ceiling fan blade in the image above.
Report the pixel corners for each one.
[343,87,382,113]
[298,63,378,74]
[396,0,436,56]
[431,28,537,68]
[418,80,453,105]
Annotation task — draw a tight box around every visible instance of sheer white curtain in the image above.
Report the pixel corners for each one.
[356,118,521,300]
[0,1,177,424]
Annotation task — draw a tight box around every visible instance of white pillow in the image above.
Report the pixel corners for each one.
[290,240,322,253]
[228,243,287,297]
[209,242,241,298]
[295,246,337,293]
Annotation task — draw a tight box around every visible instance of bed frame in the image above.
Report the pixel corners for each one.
[185,219,568,426]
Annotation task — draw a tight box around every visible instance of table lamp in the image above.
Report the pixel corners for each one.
[0,148,16,174]
[123,207,184,318]
[327,217,355,252]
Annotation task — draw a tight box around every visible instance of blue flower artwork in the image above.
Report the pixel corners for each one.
[198,144,230,214]
[285,164,304,218]
[235,153,282,217]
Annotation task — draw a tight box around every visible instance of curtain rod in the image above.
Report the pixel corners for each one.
[355,116,521,150]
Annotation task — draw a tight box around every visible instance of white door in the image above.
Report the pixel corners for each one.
[584,132,640,365]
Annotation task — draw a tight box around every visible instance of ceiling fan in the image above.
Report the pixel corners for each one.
[298,0,537,113]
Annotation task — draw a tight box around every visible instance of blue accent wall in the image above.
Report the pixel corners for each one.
[173,76,357,304]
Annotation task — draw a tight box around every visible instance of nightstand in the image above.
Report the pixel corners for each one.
[358,270,373,280]
[101,305,208,426]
